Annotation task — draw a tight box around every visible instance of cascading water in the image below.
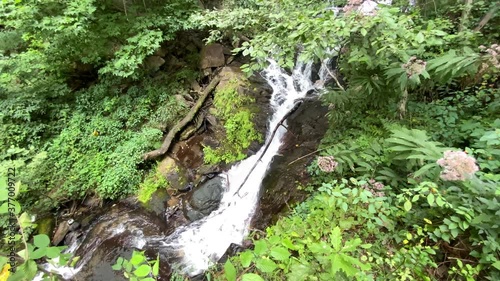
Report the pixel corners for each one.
[34,58,333,280]
[161,59,332,276]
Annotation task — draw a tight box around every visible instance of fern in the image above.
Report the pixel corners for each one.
[426,48,481,84]
[385,127,447,180]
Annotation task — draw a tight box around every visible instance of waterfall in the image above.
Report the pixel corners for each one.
[33,58,334,280]
[162,59,331,276]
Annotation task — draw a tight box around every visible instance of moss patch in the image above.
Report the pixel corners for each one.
[137,169,168,204]
[204,79,262,164]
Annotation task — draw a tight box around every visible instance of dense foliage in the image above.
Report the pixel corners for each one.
[0,0,499,280]
[196,0,500,280]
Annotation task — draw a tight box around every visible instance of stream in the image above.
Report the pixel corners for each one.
[37,59,332,280]
[158,59,331,276]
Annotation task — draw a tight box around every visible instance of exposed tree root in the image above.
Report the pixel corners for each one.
[142,76,221,161]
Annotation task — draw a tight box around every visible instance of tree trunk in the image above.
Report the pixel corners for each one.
[474,3,499,32]
[398,88,408,119]
[142,76,221,161]
[459,0,474,32]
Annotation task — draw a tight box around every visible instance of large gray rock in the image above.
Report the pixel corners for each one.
[186,177,224,221]
[200,44,225,69]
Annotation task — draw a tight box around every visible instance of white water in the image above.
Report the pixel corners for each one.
[162,59,332,276]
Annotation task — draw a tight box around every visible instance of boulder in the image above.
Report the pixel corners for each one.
[144,55,165,72]
[200,44,225,69]
[157,156,190,191]
[141,188,170,217]
[52,220,70,246]
[185,177,224,221]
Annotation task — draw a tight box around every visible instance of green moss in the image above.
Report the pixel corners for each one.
[137,170,168,204]
[36,217,55,237]
[204,79,262,164]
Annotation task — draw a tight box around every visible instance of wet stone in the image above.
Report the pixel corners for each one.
[185,177,224,221]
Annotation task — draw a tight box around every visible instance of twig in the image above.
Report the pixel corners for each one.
[448,257,476,263]
[122,0,128,19]
[322,62,345,91]
[287,144,337,166]
[474,2,499,31]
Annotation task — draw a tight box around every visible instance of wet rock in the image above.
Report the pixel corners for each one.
[141,188,170,217]
[72,204,171,281]
[68,220,80,231]
[200,44,225,69]
[171,136,205,170]
[253,99,329,230]
[185,177,224,221]
[52,220,71,246]
[64,230,82,247]
[80,213,97,228]
[157,156,190,191]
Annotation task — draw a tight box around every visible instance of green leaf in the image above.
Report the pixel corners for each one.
[239,251,253,268]
[152,254,159,276]
[33,234,50,249]
[130,251,145,266]
[30,248,46,260]
[492,261,500,270]
[415,32,425,43]
[253,240,267,256]
[112,260,123,271]
[241,273,265,281]
[404,200,412,212]
[270,246,290,261]
[133,264,151,277]
[224,260,236,281]
[45,247,61,259]
[436,196,445,207]
[427,193,435,206]
[330,226,342,251]
[281,238,298,250]
[255,258,277,273]
[8,260,38,281]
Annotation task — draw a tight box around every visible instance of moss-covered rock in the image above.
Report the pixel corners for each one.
[157,156,190,191]
[203,67,263,164]
[36,216,55,237]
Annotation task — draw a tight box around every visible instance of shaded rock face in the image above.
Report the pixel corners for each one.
[184,176,224,221]
[142,188,170,217]
[144,55,165,72]
[252,99,329,230]
[200,44,225,69]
